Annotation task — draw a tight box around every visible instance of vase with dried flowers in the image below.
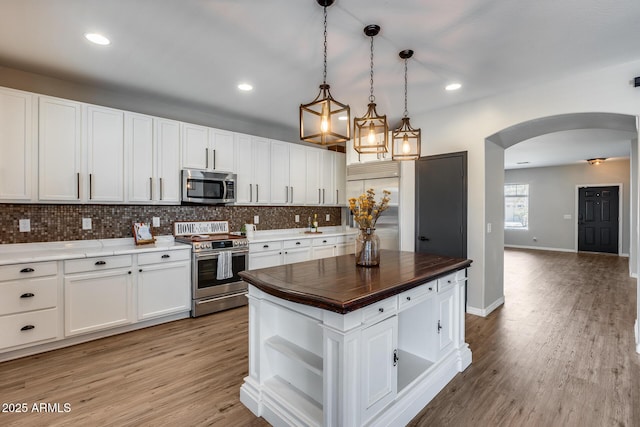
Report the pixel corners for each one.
[348,189,391,266]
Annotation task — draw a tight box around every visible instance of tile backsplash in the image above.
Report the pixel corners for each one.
[0,204,343,244]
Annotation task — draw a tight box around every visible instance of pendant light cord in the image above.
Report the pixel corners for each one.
[369,36,375,103]
[403,58,408,118]
[323,6,328,85]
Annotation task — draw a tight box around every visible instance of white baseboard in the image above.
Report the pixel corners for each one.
[504,244,576,253]
[467,296,504,317]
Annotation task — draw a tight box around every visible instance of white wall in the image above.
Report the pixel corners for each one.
[505,159,631,254]
[401,59,640,316]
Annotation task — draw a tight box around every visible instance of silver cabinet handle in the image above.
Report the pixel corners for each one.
[318,189,321,204]
[213,149,216,170]
[159,178,164,200]
[336,189,339,204]
[290,186,293,202]
[256,184,259,203]
[249,184,253,202]
[89,173,93,200]
[77,172,80,199]
[149,177,153,200]
[206,147,209,169]
[285,186,289,203]
[323,188,325,204]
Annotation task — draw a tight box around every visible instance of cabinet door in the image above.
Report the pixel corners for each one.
[252,136,271,203]
[0,87,34,201]
[283,247,311,264]
[289,144,307,204]
[138,261,190,320]
[305,148,321,204]
[155,118,181,203]
[181,122,209,170]
[249,251,282,269]
[361,315,398,421]
[211,128,235,172]
[270,140,290,204]
[311,245,335,260]
[125,112,154,203]
[38,96,82,201]
[86,105,125,202]
[320,150,334,205]
[334,152,346,205]
[235,133,253,203]
[437,287,455,359]
[64,269,133,336]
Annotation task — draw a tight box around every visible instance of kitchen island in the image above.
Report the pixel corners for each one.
[239,250,472,427]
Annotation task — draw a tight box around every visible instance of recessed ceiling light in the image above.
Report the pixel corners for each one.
[445,83,462,91]
[85,33,110,46]
[238,83,253,91]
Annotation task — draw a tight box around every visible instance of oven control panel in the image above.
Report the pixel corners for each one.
[193,238,249,251]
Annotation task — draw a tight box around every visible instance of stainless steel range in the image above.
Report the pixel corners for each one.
[174,221,249,317]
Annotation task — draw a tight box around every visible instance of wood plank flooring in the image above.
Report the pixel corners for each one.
[0,248,638,426]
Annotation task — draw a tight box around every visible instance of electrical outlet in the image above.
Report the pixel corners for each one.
[295,215,300,223]
[326,214,330,221]
[19,219,30,232]
[254,215,260,225]
[152,217,160,227]
[487,223,492,233]
[82,218,92,230]
[563,214,572,220]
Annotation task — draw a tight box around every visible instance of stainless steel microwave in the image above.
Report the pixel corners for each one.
[181,169,236,204]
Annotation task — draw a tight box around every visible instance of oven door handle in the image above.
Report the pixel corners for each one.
[194,250,248,260]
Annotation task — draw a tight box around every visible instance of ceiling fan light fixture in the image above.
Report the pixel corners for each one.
[392,49,421,161]
[299,0,350,146]
[354,24,388,154]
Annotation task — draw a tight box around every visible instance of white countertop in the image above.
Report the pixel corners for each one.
[0,236,190,266]
[246,226,358,244]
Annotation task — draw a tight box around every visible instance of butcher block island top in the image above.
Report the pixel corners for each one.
[239,249,471,314]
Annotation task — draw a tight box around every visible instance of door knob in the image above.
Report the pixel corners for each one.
[419,236,430,241]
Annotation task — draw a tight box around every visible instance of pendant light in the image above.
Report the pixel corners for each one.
[392,49,421,160]
[299,0,350,145]
[353,24,388,154]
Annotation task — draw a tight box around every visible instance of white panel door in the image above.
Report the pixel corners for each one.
[252,136,271,203]
[211,128,235,172]
[86,105,125,202]
[125,112,154,203]
[235,133,253,203]
[305,148,321,205]
[181,122,209,170]
[38,96,82,201]
[270,140,290,204]
[289,144,307,205]
[0,87,34,201]
[155,118,181,204]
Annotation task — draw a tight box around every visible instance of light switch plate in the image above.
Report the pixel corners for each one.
[563,214,572,220]
[254,215,260,224]
[487,223,492,233]
[152,217,160,227]
[82,218,92,230]
[295,215,300,223]
[326,214,330,221]
[19,219,30,232]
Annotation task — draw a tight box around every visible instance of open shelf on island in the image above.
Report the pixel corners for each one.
[264,375,323,427]
[265,335,323,376]
[398,349,434,392]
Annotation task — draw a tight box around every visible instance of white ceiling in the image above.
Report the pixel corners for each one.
[1,0,640,137]
[504,128,635,169]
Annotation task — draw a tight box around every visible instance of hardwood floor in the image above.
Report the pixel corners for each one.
[0,248,638,426]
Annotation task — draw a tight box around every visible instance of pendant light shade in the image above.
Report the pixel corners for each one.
[300,0,350,145]
[353,24,388,154]
[392,49,421,160]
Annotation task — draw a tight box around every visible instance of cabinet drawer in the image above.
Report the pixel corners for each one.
[362,297,397,325]
[0,276,58,316]
[65,255,132,274]
[437,270,465,293]
[0,261,58,282]
[138,250,190,266]
[398,281,436,310]
[337,234,356,244]
[249,241,283,253]
[283,239,311,249]
[0,308,59,350]
[312,236,337,246]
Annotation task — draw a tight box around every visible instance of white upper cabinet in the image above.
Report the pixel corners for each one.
[346,138,391,165]
[125,112,154,203]
[182,123,235,173]
[155,118,181,203]
[211,128,235,172]
[38,96,83,202]
[270,140,290,204]
[86,105,125,202]
[181,122,209,170]
[305,148,321,205]
[0,87,34,201]
[235,134,271,204]
[335,152,346,205]
[289,144,307,205]
[320,150,335,205]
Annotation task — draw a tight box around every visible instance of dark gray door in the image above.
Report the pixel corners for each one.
[415,152,467,258]
[578,186,619,254]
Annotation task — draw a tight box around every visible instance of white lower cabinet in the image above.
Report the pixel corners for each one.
[137,250,191,320]
[64,256,134,336]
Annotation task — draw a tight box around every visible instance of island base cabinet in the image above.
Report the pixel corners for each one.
[241,269,472,427]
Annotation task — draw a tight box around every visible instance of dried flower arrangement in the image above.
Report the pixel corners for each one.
[348,189,391,229]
